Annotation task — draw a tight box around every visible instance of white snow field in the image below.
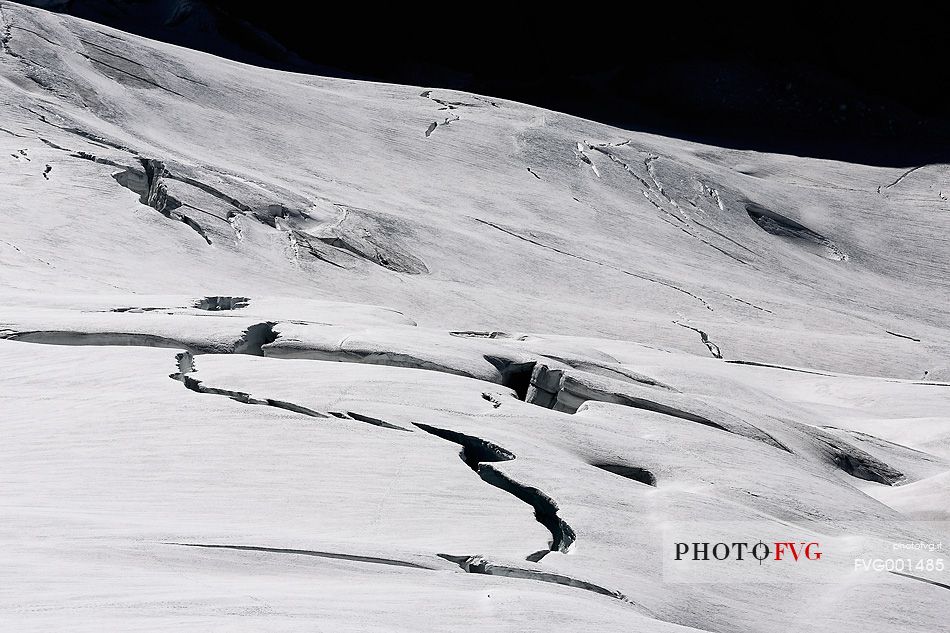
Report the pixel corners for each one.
[1,3,949,631]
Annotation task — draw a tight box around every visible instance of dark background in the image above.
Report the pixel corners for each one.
[15,1,949,166]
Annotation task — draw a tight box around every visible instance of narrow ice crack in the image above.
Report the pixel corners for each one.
[727,295,773,314]
[474,218,713,311]
[885,330,920,342]
[674,321,722,358]
[112,158,213,245]
[413,422,575,556]
[171,352,412,431]
[589,144,649,187]
[420,91,484,110]
[168,542,642,606]
[575,142,601,177]
[700,183,726,210]
[594,145,759,264]
[78,52,184,96]
[527,366,789,451]
[481,392,503,408]
[437,554,639,605]
[228,212,244,241]
[692,218,759,257]
[661,217,751,266]
[78,38,145,67]
[168,543,435,569]
[881,165,924,191]
[889,570,950,591]
[723,360,832,375]
[11,24,59,47]
[0,4,18,59]
[23,106,138,153]
[644,154,681,210]
[421,92,463,137]
[39,138,69,150]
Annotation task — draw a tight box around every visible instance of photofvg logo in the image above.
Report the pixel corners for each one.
[674,540,822,563]
[662,523,833,583]
[662,521,949,584]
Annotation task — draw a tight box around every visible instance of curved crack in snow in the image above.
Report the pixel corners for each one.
[413,422,575,556]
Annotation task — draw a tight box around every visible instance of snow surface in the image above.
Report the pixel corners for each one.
[1,2,948,631]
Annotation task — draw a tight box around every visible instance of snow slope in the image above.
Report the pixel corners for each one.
[1,3,948,631]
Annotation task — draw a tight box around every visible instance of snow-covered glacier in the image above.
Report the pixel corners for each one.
[1,2,948,631]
